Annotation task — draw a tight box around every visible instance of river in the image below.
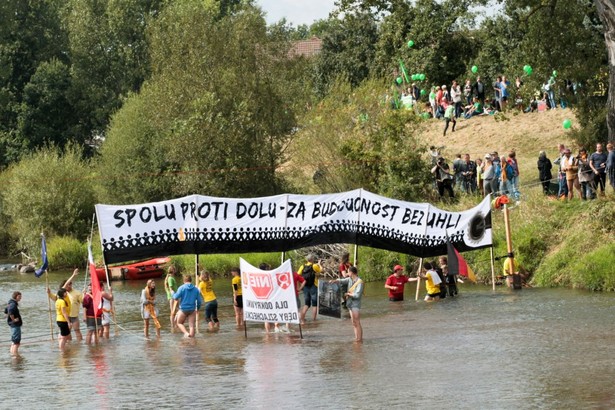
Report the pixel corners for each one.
[1,268,615,409]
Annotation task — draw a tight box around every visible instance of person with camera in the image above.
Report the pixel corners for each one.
[431,157,455,200]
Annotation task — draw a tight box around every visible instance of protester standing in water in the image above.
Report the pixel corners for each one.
[164,265,178,330]
[331,266,364,342]
[384,265,418,301]
[231,267,244,327]
[56,288,72,349]
[6,291,22,355]
[141,279,161,338]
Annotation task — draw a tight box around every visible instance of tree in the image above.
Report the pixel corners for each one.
[596,0,615,140]
[287,79,432,201]
[66,0,165,143]
[16,59,77,150]
[314,12,378,96]
[2,145,96,250]
[0,0,68,167]
[97,0,311,203]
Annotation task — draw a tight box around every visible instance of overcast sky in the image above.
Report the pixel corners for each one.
[257,0,337,26]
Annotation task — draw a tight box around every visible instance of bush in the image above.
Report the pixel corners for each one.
[2,145,96,252]
[48,236,86,270]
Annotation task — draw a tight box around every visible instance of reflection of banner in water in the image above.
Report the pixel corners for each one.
[240,259,300,324]
[318,281,342,319]
[96,189,492,264]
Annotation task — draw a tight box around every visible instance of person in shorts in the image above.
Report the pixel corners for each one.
[55,288,72,350]
[6,291,22,355]
[231,267,243,327]
[100,282,114,339]
[298,254,322,324]
[82,282,102,344]
[172,275,203,338]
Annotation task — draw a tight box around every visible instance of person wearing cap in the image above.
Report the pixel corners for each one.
[384,265,418,302]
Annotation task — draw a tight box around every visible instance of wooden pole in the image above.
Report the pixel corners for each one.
[415,258,423,301]
[502,203,520,289]
[195,254,199,334]
[353,244,358,266]
[490,246,496,291]
[45,270,54,340]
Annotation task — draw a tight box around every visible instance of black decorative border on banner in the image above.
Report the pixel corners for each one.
[101,218,483,264]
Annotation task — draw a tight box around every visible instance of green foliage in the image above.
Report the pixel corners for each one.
[66,0,164,141]
[2,145,96,251]
[47,235,86,270]
[169,253,281,276]
[289,79,431,200]
[98,0,310,203]
[314,12,378,95]
[17,59,77,150]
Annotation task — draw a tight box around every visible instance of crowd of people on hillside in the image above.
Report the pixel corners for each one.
[396,73,575,127]
[430,147,522,202]
[429,142,615,201]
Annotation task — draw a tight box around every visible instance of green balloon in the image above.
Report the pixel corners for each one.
[471,65,478,74]
[419,74,425,81]
[523,65,530,72]
[407,40,414,48]
[553,70,558,77]
[411,74,417,81]
[420,89,426,96]
[421,112,430,119]
[563,119,572,129]
[396,77,403,84]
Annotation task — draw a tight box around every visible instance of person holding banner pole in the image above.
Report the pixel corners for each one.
[141,279,161,338]
[417,262,442,302]
[331,266,364,342]
[231,267,244,327]
[47,268,82,341]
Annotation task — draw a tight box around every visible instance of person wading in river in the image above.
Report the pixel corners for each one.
[331,266,364,342]
[384,265,418,301]
[141,279,161,338]
[172,275,203,338]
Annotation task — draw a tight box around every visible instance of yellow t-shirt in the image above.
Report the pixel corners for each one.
[67,289,83,317]
[503,258,520,276]
[425,272,441,295]
[198,279,216,302]
[232,275,242,296]
[56,298,69,322]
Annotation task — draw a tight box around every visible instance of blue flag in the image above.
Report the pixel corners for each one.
[34,235,48,278]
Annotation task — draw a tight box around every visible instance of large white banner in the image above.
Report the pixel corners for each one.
[96,189,492,263]
[240,259,299,324]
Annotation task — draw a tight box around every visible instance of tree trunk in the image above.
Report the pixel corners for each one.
[596,0,615,140]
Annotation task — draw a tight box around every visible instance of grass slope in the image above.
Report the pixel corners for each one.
[420,108,615,290]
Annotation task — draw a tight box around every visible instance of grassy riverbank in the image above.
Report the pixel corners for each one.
[43,108,614,290]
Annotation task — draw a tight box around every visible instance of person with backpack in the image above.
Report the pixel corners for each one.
[6,291,22,355]
[298,254,321,324]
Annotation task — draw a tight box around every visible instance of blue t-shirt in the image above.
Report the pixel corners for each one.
[173,283,203,312]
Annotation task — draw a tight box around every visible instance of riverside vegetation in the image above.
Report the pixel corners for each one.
[0,0,613,290]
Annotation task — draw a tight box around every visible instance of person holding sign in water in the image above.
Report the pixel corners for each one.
[299,254,322,325]
[417,262,442,302]
[384,265,418,301]
[331,266,364,342]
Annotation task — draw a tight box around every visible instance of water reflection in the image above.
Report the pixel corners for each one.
[3,271,615,408]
